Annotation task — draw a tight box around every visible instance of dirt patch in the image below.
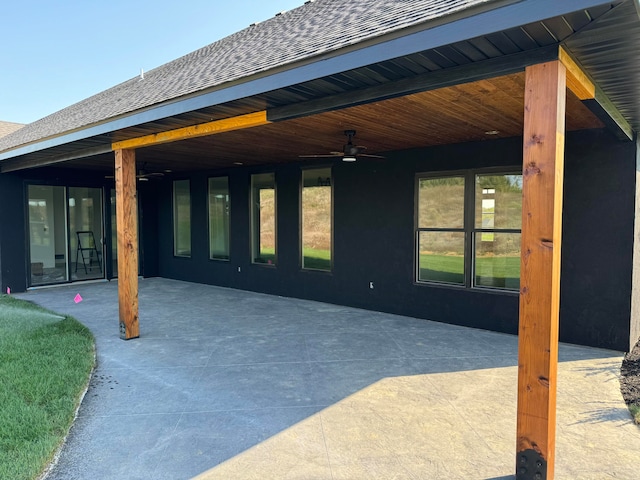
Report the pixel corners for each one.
[620,340,640,422]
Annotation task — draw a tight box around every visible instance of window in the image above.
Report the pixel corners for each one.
[416,171,521,290]
[474,174,522,289]
[251,173,276,265]
[416,177,466,285]
[173,179,191,257]
[208,177,230,260]
[302,168,332,271]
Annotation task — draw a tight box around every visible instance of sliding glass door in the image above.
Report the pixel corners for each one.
[110,189,118,277]
[28,186,69,286]
[27,185,105,287]
[69,187,104,281]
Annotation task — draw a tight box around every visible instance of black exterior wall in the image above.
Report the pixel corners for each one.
[0,172,27,293]
[138,182,160,278]
[0,167,125,290]
[153,130,637,351]
[560,130,636,350]
[0,130,634,351]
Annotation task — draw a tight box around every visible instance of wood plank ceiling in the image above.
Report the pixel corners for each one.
[58,72,603,174]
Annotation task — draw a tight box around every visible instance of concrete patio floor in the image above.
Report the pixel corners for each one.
[17,278,640,479]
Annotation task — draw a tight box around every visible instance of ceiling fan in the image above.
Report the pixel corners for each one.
[105,163,166,182]
[300,130,385,162]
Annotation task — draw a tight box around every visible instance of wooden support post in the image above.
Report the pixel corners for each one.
[517,60,566,480]
[114,148,140,340]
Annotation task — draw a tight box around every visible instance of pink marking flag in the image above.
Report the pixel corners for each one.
[74,293,83,304]
[6,287,10,295]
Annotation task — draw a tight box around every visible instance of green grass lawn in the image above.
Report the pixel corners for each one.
[418,254,465,284]
[419,253,520,288]
[630,404,640,424]
[254,248,332,271]
[0,295,95,480]
[254,248,276,265]
[303,247,331,271]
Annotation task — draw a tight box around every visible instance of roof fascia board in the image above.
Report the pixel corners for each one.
[0,0,614,163]
[0,145,112,173]
[559,38,633,140]
[584,87,635,140]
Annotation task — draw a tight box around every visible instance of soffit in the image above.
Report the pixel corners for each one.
[52,72,602,174]
[564,0,640,131]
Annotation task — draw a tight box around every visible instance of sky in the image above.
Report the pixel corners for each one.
[1,0,306,124]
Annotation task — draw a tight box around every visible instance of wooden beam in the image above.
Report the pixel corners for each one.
[517,60,566,480]
[558,47,595,101]
[112,111,270,150]
[114,148,139,340]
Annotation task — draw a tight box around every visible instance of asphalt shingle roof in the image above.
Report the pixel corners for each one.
[0,0,495,154]
[0,121,24,139]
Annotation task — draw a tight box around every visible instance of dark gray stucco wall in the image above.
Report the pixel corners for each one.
[153,131,636,351]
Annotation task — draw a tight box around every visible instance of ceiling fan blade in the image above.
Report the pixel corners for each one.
[138,172,164,178]
[299,154,341,158]
[358,153,386,159]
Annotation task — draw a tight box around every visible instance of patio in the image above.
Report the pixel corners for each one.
[18,278,640,479]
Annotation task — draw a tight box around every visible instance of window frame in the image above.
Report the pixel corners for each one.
[250,172,277,266]
[300,166,333,272]
[207,176,231,261]
[472,172,522,290]
[415,173,468,286]
[172,179,191,258]
[415,167,521,292]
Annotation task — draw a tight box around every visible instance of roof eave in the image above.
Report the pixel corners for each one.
[0,0,619,163]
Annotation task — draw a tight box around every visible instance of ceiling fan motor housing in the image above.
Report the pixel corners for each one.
[344,144,360,155]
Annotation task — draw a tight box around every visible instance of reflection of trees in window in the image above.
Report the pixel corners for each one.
[251,173,276,265]
[302,168,332,271]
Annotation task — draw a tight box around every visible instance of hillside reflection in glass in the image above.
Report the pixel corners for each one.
[416,172,521,290]
[173,179,191,257]
[251,173,276,265]
[302,168,332,271]
[208,177,230,260]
